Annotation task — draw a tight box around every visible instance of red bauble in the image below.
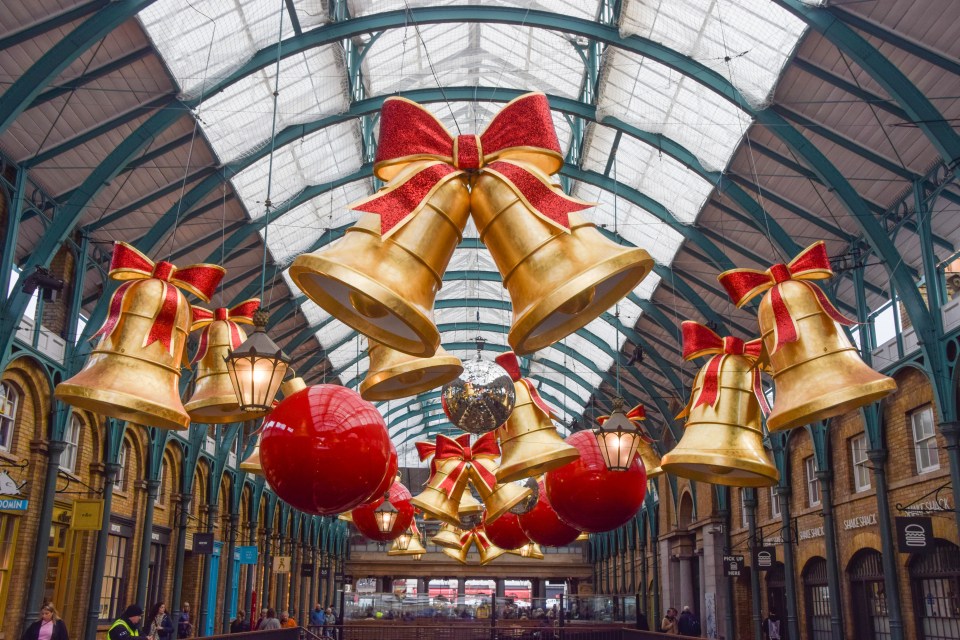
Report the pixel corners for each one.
[545,430,646,533]
[350,481,415,542]
[361,442,398,506]
[517,478,580,547]
[260,384,393,515]
[483,510,529,551]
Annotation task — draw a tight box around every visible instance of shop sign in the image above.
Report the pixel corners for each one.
[905,497,952,515]
[0,498,28,511]
[320,568,330,578]
[194,532,214,554]
[843,513,877,530]
[723,555,744,577]
[151,528,171,545]
[301,563,314,577]
[0,471,23,495]
[273,556,291,573]
[763,535,784,545]
[70,499,103,530]
[237,546,258,565]
[896,517,933,552]
[753,547,776,570]
[799,526,824,541]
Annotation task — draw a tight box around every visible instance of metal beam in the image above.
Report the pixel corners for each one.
[28,45,154,109]
[0,0,108,51]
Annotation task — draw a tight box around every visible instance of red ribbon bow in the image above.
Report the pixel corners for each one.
[434,432,501,498]
[494,351,557,418]
[416,433,471,479]
[92,242,225,355]
[189,299,261,364]
[598,404,654,444]
[680,321,770,416]
[717,242,855,352]
[459,527,493,551]
[349,93,593,238]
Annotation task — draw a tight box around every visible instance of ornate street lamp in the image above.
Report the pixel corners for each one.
[224,310,289,412]
[593,397,642,471]
[374,495,399,534]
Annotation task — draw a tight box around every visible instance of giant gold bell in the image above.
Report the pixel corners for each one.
[431,523,464,550]
[56,279,191,430]
[761,280,896,432]
[185,320,264,423]
[239,437,264,476]
[442,543,469,564]
[661,353,779,487]
[360,340,463,401]
[476,535,506,565]
[636,438,664,479]
[410,456,470,526]
[470,171,653,354]
[289,165,469,357]
[471,458,532,523]
[387,530,427,556]
[497,377,579,483]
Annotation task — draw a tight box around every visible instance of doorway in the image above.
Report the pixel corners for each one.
[766,562,787,639]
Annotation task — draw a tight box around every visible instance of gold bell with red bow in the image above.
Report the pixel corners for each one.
[185,300,265,422]
[598,403,663,478]
[719,242,896,432]
[360,339,464,401]
[410,434,472,526]
[493,352,579,483]
[660,322,779,487]
[469,528,507,565]
[56,242,224,430]
[462,431,533,523]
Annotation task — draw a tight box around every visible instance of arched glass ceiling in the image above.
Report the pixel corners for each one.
[133,0,813,454]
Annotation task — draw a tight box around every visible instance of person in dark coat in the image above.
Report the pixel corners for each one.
[109,604,144,640]
[146,603,173,640]
[21,604,69,640]
[230,611,250,634]
[676,606,701,637]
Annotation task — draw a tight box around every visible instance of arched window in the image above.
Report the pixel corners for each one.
[0,382,18,451]
[909,539,960,639]
[848,548,890,639]
[803,557,830,640]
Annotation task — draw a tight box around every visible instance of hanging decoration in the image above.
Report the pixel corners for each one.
[361,340,463,401]
[387,520,427,556]
[223,308,289,413]
[460,526,506,565]
[56,242,224,430]
[660,322,780,487]
[259,379,394,515]
[508,477,540,515]
[483,510,530,551]
[351,481,415,542]
[411,433,473,526]
[513,542,545,560]
[358,444,398,507]
[184,299,263,422]
[545,430,646,533]
[597,402,662,477]
[431,522,465,550]
[239,433,264,477]
[441,349,516,435]
[493,351,579,482]
[517,478,580,547]
[718,241,896,431]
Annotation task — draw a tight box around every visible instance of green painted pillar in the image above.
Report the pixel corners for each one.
[868,448,905,640]
[941,422,960,537]
[776,486,801,640]
[745,489,763,640]
[816,470,845,640]
[629,533,637,593]
[170,493,193,637]
[720,508,736,640]
[244,515,258,619]
[261,523,273,607]
[639,539,648,615]
[84,462,121,640]
[135,478,160,606]
[651,534,661,625]
[221,512,239,633]
[197,502,217,635]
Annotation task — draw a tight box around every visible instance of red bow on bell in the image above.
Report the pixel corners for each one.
[349,93,593,237]
[494,351,557,419]
[434,432,501,498]
[717,241,855,352]
[598,404,654,444]
[93,242,225,355]
[459,526,493,551]
[680,321,770,416]
[416,433,471,479]
[188,299,261,364]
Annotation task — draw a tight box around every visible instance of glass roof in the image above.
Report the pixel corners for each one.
[135,0,809,452]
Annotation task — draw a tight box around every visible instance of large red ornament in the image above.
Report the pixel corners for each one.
[260,384,393,515]
[517,478,580,547]
[483,510,529,551]
[361,442,398,506]
[350,481,415,542]
[545,430,646,533]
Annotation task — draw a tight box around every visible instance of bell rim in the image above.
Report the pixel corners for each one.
[496,448,581,484]
[185,395,267,423]
[289,254,440,358]
[409,494,462,527]
[55,383,190,430]
[660,456,779,488]
[767,376,897,432]
[360,359,464,401]
[508,248,654,354]
[481,485,533,525]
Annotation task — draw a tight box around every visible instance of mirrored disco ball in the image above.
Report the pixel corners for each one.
[459,509,483,530]
[508,477,540,515]
[441,357,516,434]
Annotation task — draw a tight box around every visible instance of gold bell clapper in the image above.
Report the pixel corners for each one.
[597,403,662,478]
[56,242,225,430]
[719,241,896,431]
[410,433,473,526]
[360,340,463,401]
[185,300,264,423]
[493,351,580,483]
[660,322,779,487]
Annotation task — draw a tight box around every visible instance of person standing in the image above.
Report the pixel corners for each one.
[324,608,337,640]
[259,609,281,631]
[146,603,173,640]
[309,604,324,635]
[109,605,144,640]
[253,608,268,631]
[177,603,192,639]
[660,607,679,635]
[762,609,782,640]
[20,604,69,640]
[230,611,250,634]
[677,606,701,637]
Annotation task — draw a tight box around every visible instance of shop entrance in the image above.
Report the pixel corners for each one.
[848,549,890,640]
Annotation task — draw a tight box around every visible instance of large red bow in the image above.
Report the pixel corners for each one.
[349,93,593,237]
[598,404,654,444]
[494,351,556,418]
[189,299,261,364]
[416,433,470,479]
[92,242,225,355]
[717,242,854,352]
[680,321,770,416]
[434,432,500,498]
[459,527,493,551]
